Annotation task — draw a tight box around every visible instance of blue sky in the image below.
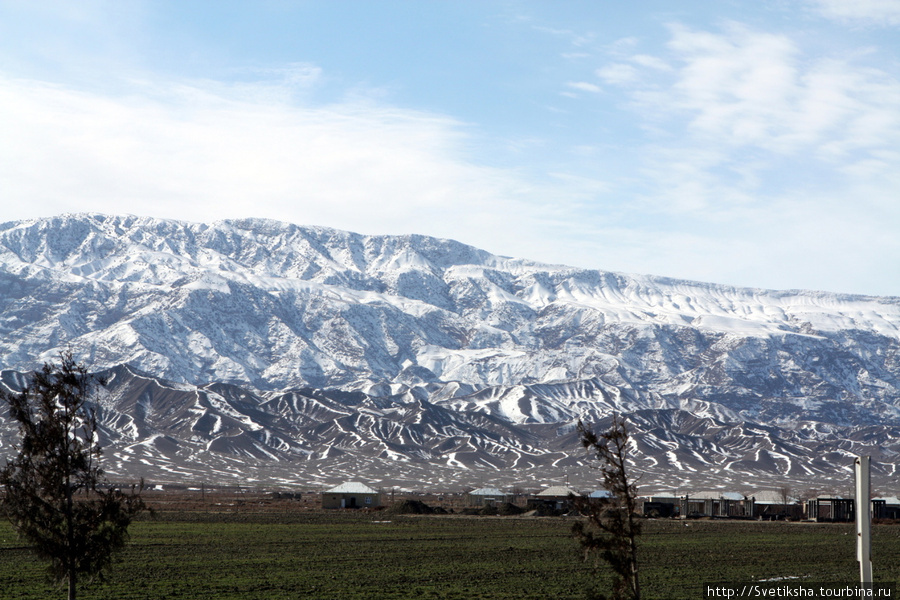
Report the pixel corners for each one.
[1,1,899,296]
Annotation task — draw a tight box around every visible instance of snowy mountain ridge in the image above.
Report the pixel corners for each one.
[2,213,900,490]
[3,214,897,336]
[3,214,899,387]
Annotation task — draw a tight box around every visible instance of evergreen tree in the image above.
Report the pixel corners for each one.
[572,414,641,600]
[0,353,145,600]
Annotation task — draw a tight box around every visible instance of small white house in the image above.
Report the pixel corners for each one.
[528,486,578,511]
[466,487,507,507]
[322,482,381,509]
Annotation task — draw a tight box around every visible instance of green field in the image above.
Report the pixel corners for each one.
[1,512,899,600]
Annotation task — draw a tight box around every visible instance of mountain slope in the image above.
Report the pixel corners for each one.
[2,365,892,491]
[2,214,900,490]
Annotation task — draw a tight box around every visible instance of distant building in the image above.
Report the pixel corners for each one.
[322,482,381,509]
[641,496,680,518]
[805,497,854,522]
[873,497,900,520]
[466,487,508,507]
[588,490,613,500]
[527,486,578,511]
[750,490,802,520]
[682,491,752,518]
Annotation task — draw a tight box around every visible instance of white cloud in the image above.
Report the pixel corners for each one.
[0,71,616,273]
[809,0,900,25]
[675,28,897,161]
[664,24,805,147]
[571,21,900,294]
[630,54,672,72]
[600,22,900,187]
[0,75,482,224]
[566,81,602,93]
[595,63,640,85]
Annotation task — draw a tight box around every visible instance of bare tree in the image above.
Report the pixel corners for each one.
[572,414,641,600]
[0,353,146,600]
[779,485,792,519]
[799,487,819,502]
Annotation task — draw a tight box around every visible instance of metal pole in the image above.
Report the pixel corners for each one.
[855,455,872,585]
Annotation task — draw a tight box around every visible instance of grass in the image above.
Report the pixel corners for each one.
[1,512,900,599]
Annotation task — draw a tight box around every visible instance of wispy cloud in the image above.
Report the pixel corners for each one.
[809,0,900,25]
[0,70,610,270]
[663,24,899,159]
[630,54,672,72]
[0,74,480,221]
[567,21,900,293]
[596,63,640,86]
[598,22,900,204]
[566,81,602,93]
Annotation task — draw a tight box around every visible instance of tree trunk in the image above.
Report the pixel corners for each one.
[629,535,640,599]
[66,409,75,600]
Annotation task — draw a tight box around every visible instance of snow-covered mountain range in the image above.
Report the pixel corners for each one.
[2,213,899,493]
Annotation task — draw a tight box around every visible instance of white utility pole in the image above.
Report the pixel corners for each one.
[855,455,872,585]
